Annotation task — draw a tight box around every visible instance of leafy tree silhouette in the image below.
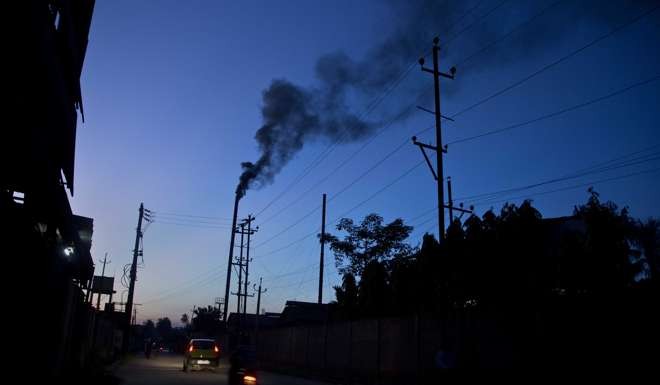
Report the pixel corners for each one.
[328,213,413,277]
[333,272,358,319]
[156,317,173,341]
[192,305,221,335]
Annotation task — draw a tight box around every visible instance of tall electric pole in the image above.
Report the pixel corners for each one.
[243,215,256,315]
[123,203,144,354]
[254,277,267,349]
[254,277,266,317]
[413,37,456,242]
[447,177,454,224]
[96,252,111,310]
[318,193,326,304]
[444,176,474,224]
[236,221,245,314]
[232,218,255,333]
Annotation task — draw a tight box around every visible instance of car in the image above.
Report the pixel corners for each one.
[183,339,221,372]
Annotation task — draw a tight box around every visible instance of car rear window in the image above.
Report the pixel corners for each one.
[192,340,215,349]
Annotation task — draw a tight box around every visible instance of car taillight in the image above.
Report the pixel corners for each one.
[214,345,219,353]
[243,375,257,385]
[188,346,193,352]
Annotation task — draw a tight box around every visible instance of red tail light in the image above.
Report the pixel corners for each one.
[214,345,219,353]
[188,345,193,352]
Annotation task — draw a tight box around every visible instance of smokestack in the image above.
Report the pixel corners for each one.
[223,191,241,322]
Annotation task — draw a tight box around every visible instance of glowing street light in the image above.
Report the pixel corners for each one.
[63,246,75,258]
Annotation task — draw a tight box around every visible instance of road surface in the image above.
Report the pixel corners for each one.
[114,353,333,385]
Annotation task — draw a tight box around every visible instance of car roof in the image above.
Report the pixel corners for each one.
[190,338,215,342]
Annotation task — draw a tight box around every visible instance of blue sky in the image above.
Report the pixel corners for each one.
[71,0,660,324]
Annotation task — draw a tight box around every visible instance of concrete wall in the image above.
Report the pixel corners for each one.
[256,315,452,384]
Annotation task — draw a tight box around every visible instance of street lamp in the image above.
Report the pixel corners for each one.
[63,245,75,259]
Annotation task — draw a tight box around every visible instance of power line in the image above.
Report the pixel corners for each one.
[471,167,660,208]
[443,0,513,48]
[251,0,501,220]
[153,221,232,229]
[284,1,568,238]
[332,160,425,222]
[140,266,226,304]
[255,129,431,249]
[447,74,660,146]
[408,166,660,237]
[406,143,660,228]
[460,150,660,203]
[151,211,231,221]
[254,155,427,259]
[141,271,224,304]
[254,149,426,252]
[247,2,660,264]
[455,0,568,69]
[258,106,420,227]
[460,144,660,203]
[449,3,660,119]
[254,0,625,229]
[256,0,629,230]
[152,216,233,226]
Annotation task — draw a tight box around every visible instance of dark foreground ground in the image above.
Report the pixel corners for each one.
[111,353,333,385]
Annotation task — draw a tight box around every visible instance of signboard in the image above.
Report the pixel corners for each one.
[92,276,115,295]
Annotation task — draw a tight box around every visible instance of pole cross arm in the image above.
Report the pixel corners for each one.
[416,106,455,121]
[420,67,456,79]
[443,204,473,214]
[412,138,438,181]
[412,136,447,153]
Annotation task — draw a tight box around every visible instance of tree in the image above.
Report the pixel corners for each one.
[333,272,358,318]
[156,317,173,340]
[574,189,633,294]
[358,260,391,317]
[329,213,413,276]
[634,218,660,285]
[389,256,418,315]
[143,319,156,339]
[192,305,221,335]
[180,313,189,326]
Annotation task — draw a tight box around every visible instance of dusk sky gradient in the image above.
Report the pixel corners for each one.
[70,0,660,324]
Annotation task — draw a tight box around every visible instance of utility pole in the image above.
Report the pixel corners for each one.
[444,176,474,225]
[253,277,267,349]
[254,278,266,317]
[243,215,256,315]
[232,217,257,315]
[413,37,456,242]
[447,177,454,224]
[130,304,143,326]
[232,218,256,332]
[236,221,245,314]
[318,193,326,304]
[96,252,111,310]
[123,203,144,354]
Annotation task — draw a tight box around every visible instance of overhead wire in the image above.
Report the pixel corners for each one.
[252,0,508,220]
[447,74,660,146]
[449,2,660,119]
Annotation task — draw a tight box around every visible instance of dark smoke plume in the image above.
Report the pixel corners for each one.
[235,0,455,198]
[237,0,651,198]
[236,79,372,198]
